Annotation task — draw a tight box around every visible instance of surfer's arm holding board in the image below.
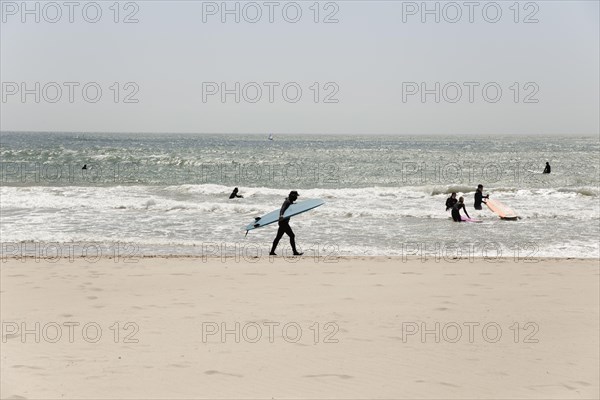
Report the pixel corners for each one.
[463,204,471,219]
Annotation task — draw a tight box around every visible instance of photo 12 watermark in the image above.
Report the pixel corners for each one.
[400,1,539,24]
[201,321,340,344]
[397,161,553,185]
[201,1,340,24]
[1,1,140,23]
[201,242,340,263]
[2,321,140,344]
[1,242,141,263]
[0,161,341,186]
[187,161,340,186]
[1,82,140,104]
[201,81,340,104]
[400,241,540,263]
[1,162,143,184]
[400,321,540,344]
[401,82,539,104]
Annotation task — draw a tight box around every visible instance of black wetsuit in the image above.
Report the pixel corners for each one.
[229,190,242,199]
[543,163,551,174]
[474,190,487,210]
[445,197,457,211]
[270,198,298,254]
[452,202,467,222]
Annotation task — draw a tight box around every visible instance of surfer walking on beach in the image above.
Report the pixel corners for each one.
[452,197,471,222]
[270,190,303,256]
[445,192,457,211]
[543,162,551,174]
[474,184,489,210]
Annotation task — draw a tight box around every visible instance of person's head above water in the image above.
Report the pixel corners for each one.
[477,184,483,190]
[458,196,464,203]
[233,187,238,193]
[289,191,299,201]
[451,192,456,198]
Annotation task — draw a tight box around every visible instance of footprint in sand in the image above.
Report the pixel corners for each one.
[438,381,460,388]
[204,370,243,378]
[304,374,353,379]
[12,365,43,370]
[169,363,191,368]
[573,381,591,387]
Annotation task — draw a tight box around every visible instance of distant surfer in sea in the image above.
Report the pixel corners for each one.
[474,184,489,210]
[270,190,303,256]
[229,188,243,199]
[82,164,87,170]
[445,192,457,211]
[452,197,471,222]
[543,162,551,174]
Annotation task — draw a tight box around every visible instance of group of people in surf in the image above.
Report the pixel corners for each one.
[230,161,551,254]
[445,184,489,222]
[445,162,550,222]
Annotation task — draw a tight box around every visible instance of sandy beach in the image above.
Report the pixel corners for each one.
[1,256,598,399]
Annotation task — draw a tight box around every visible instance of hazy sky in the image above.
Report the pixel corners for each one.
[1,0,598,135]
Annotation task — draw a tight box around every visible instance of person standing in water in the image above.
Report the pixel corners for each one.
[452,197,471,222]
[270,191,303,256]
[543,162,551,174]
[229,187,243,199]
[474,184,489,210]
[445,192,457,211]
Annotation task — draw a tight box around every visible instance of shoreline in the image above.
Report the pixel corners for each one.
[1,254,598,262]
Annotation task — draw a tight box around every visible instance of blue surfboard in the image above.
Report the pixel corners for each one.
[244,199,325,233]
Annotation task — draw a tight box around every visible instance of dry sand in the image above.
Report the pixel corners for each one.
[1,256,598,399]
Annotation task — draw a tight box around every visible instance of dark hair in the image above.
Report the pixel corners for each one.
[451,192,456,196]
[477,184,483,188]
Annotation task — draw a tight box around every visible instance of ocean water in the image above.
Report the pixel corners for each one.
[1,132,599,259]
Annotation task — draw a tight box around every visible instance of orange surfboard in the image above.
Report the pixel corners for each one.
[486,199,518,220]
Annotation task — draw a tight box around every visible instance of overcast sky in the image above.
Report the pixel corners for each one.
[1,0,598,135]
